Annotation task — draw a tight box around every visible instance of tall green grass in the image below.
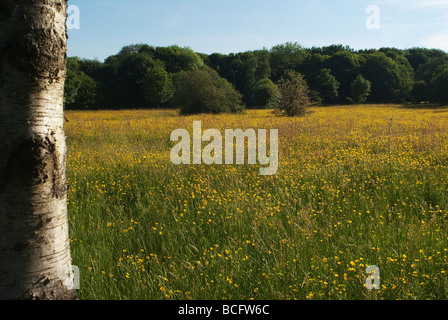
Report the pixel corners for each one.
[66,106,448,300]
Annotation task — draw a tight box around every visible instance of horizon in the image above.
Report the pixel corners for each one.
[67,0,448,62]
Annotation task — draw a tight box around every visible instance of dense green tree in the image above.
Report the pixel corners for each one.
[75,73,97,108]
[64,57,97,109]
[431,64,448,104]
[415,56,448,84]
[405,47,447,71]
[348,75,371,104]
[309,44,354,56]
[113,51,159,108]
[153,45,204,73]
[208,50,271,106]
[311,68,340,104]
[327,51,361,103]
[270,42,309,81]
[172,68,243,115]
[143,64,174,108]
[251,78,280,108]
[64,58,83,106]
[300,53,330,78]
[410,80,430,103]
[64,43,448,109]
[362,52,413,103]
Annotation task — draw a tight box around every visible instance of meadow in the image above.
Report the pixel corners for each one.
[66,105,448,300]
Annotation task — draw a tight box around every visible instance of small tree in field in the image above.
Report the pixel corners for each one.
[274,70,312,117]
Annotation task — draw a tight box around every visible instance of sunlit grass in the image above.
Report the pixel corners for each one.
[66,105,448,300]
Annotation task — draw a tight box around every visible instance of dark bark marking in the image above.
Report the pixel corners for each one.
[0,134,67,199]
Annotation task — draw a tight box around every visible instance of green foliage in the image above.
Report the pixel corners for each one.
[114,52,156,108]
[153,45,204,73]
[207,50,271,106]
[64,57,98,109]
[64,58,83,106]
[348,75,371,104]
[143,65,174,108]
[362,52,414,103]
[431,64,448,104]
[270,42,309,81]
[274,70,312,117]
[405,47,447,71]
[172,68,244,115]
[251,78,280,108]
[312,68,340,104]
[65,43,448,110]
[327,51,361,103]
[411,80,430,103]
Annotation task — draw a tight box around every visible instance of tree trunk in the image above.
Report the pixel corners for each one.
[0,0,77,300]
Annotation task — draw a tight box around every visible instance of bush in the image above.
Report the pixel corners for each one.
[313,68,340,104]
[251,78,281,108]
[172,68,244,115]
[431,64,448,104]
[348,74,371,104]
[143,64,174,108]
[273,70,312,117]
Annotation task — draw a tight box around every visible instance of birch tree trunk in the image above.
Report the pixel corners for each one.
[0,0,77,299]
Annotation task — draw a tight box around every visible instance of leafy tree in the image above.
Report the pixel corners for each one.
[270,42,309,81]
[431,64,448,104]
[312,68,340,104]
[64,58,83,105]
[63,43,448,110]
[273,70,312,117]
[114,51,159,108]
[209,50,271,106]
[0,0,77,300]
[300,53,330,80]
[310,44,354,56]
[405,47,447,71]
[153,45,204,73]
[64,57,97,109]
[348,75,371,104]
[251,78,280,108]
[411,56,448,103]
[143,64,174,108]
[362,52,413,103]
[327,51,361,103]
[415,56,448,84]
[75,73,97,108]
[172,68,243,115]
[410,80,430,103]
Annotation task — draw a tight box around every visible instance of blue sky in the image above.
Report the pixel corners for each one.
[67,0,448,61]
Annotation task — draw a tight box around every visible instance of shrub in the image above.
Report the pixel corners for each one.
[431,64,448,104]
[172,68,244,115]
[348,75,371,104]
[143,65,174,108]
[251,78,281,108]
[273,70,312,117]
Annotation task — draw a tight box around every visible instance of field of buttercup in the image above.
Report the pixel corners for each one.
[66,105,448,300]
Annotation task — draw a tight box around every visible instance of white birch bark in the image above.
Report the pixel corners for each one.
[0,0,77,299]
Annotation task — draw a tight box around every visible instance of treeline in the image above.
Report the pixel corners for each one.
[65,42,448,111]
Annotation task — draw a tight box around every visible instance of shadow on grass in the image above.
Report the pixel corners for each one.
[400,103,448,110]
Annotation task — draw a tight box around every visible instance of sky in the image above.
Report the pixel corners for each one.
[67,0,448,62]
